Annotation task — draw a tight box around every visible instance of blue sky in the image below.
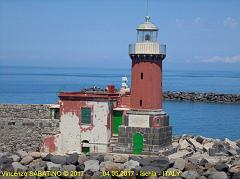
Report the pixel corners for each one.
[0,0,240,70]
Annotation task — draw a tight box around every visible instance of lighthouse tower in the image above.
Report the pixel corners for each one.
[129,16,165,110]
[116,16,172,154]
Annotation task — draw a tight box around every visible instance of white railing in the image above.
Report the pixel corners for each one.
[129,43,166,55]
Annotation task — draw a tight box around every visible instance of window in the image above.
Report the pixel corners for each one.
[81,107,91,124]
[140,100,142,107]
[141,72,143,79]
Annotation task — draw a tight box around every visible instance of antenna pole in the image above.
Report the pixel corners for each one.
[146,0,149,16]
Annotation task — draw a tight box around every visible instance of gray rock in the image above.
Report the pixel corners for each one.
[149,156,169,170]
[66,153,78,165]
[29,158,46,170]
[188,138,203,150]
[29,152,41,159]
[42,153,53,161]
[62,164,76,171]
[113,154,129,163]
[16,150,28,158]
[173,158,185,171]
[0,156,13,165]
[229,165,240,174]
[195,136,204,144]
[124,159,140,170]
[46,162,61,171]
[181,170,199,179]
[99,161,124,172]
[203,167,218,177]
[50,155,67,165]
[84,160,99,172]
[232,173,240,179]
[199,158,208,167]
[104,154,113,162]
[10,155,20,162]
[179,139,190,150]
[12,162,27,172]
[78,154,88,165]
[20,155,34,165]
[203,142,214,152]
[208,171,228,179]
[215,162,229,172]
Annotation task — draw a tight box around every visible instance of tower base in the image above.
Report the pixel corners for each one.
[114,109,172,155]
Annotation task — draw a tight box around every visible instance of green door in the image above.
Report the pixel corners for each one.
[113,111,123,135]
[133,132,144,154]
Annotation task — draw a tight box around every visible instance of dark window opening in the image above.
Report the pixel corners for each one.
[141,72,143,79]
[140,100,142,107]
[81,107,91,124]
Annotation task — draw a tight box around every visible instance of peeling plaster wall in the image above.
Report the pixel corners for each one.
[54,100,112,154]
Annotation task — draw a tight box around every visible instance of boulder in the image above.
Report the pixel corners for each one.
[9,155,20,162]
[215,162,229,172]
[12,162,27,172]
[124,160,140,171]
[29,158,46,170]
[84,160,99,172]
[20,155,34,165]
[173,158,186,171]
[113,154,129,163]
[66,153,78,165]
[179,139,190,150]
[224,138,238,150]
[149,156,170,170]
[16,150,28,158]
[195,136,204,144]
[78,154,88,165]
[46,162,61,171]
[168,149,193,162]
[104,154,113,162]
[62,164,76,172]
[208,171,228,179]
[42,153,53,161]
[188,138,203,150]
[30,152,41,159]
[203,142,214,152]
[76,164,85,171]
[99,161,124,171]
[181,170,199,179]
[50,155,67,165]
[229,165,240,174]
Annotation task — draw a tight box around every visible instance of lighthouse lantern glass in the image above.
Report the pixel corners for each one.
[137,30,158,42]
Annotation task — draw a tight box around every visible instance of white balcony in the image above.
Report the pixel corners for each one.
[129,43,166,55]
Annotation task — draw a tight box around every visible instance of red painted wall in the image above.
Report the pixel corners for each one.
[131,60,162,109]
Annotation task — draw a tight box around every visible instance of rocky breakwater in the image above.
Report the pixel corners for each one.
[163,91,240,104]
[0,135,240,179]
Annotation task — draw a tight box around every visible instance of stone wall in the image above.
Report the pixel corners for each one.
[0,104,51,119]
[163,91,240,104]
[0,104,59,152]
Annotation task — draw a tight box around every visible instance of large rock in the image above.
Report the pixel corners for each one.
[84,160,99,172]
[16,150,28,158]
[188,138,203,151]
[179,139,190,150]
[12,162,27,172]
[208,171,228,179]
[195,136,204,144]
[29,158,46,171]
[20,155,34,165]
[215,162,229,172]
[42,153,53,161]
[113,154,129,163]
[168,149,193,162]
[224,138,238,150]
[203,142,214,152]
[30,152,41,159]
[50,155,67,165]
[78,154,88,165]
[99,161,124,172]
[62,164,76,172]
[9,155,20,162]
[46,162,61,171]
[173,158,186,171]
[209,142,229,156]
[149,156,169,170]
[229,165,240,174]
[124,160,140,170]
[181,170,199,179]
[66,153,78,165]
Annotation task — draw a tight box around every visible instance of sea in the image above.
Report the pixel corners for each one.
[0,66,240,140]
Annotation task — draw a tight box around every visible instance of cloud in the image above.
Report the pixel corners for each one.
[201,55,240,63]
[223,17,238,29]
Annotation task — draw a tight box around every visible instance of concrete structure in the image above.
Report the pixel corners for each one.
[43,16,172,154]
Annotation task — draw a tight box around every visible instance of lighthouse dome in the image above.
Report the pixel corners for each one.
[137,16,158,31]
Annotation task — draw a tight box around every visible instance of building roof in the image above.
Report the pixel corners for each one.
[137,16,158,31]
